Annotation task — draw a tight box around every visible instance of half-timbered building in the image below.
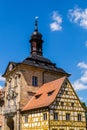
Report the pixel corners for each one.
[1,19,87,130]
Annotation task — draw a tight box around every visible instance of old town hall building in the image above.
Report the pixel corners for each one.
[0,19,87,130]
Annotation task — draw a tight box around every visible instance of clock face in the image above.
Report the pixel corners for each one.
[9,64,13,71]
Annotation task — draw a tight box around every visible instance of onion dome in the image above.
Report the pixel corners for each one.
[29,17,43,56]
[30,17,43,42]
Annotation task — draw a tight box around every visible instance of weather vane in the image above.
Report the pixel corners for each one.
[35,16,38,20]
[35,16,39,31]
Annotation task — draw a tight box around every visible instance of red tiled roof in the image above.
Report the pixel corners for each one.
[22,76,66,111]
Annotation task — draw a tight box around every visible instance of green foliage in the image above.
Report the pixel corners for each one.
[82,102,86,107]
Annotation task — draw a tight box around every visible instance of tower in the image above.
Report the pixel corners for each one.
[30,17,43,56]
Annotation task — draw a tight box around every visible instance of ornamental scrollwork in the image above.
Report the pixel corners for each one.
[6,88,18,100]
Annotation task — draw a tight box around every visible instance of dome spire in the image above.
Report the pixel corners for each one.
[29,18,43,56]
[35,16,38,31]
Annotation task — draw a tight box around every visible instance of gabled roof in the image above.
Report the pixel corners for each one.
[2,61,17,77]
[22,76,66,111]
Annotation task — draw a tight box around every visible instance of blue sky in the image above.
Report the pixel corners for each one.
[0,0,87,104]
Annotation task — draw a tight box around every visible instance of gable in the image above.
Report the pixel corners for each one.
[22,77,66,111]
[3,62,17,77]
[50,79,85,112]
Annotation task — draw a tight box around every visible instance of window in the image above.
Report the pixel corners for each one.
[61,101,64,106]
[60,90,63,93]
[78,114,81,121]
[71,102,74,107]
[54,112,58,120]
[66,113,70,121]
[65,82,67,86]
[32,76,38,86]
[56,101,59,105]
[43,113,47,120]
[24,115,28,123]
[65,90,68,95]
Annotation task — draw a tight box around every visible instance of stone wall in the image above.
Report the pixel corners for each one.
[18,64,62,109]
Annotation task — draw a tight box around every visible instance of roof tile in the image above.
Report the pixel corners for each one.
[22,76,66,111]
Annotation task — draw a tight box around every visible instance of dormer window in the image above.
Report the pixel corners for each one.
[35,94,42,99]
[32,76,38,86]
[47,90,54,96]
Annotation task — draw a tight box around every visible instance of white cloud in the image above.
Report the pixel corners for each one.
[78,61,87,69]
[73,62,87,90]
[68,7,87,29]
[73,79,87,90]
[0,74,5,82]
[50,11,62,31]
